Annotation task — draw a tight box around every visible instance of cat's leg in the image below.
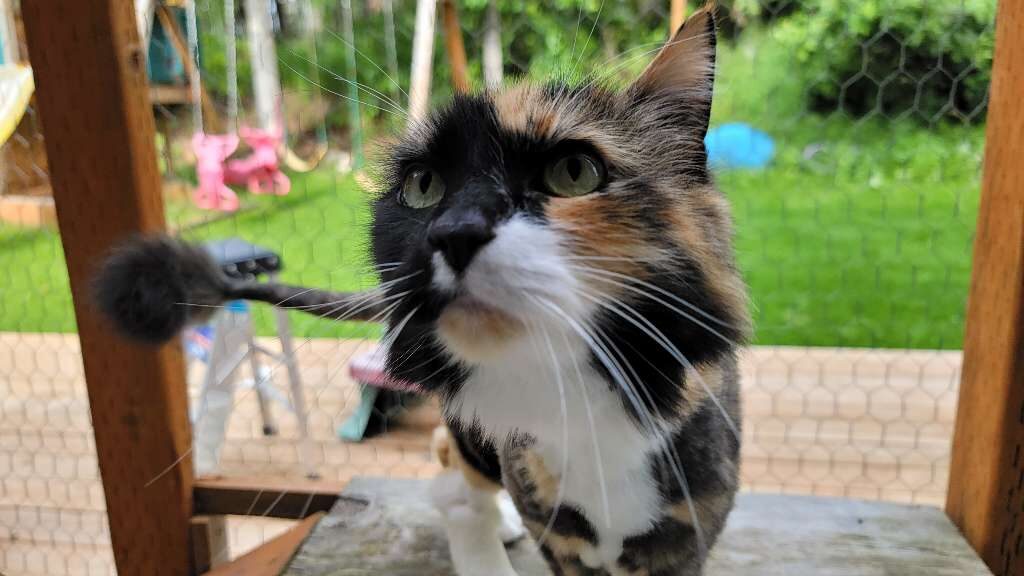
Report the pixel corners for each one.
[495,487,527,543]
[430,426,522,576]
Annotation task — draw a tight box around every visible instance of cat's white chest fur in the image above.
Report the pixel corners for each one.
[450,330,663,568]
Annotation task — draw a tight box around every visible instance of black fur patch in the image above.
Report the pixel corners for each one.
[446,419,503,485]
[589,259,743,422]
[655,388,741,506]
[619,518,698,573]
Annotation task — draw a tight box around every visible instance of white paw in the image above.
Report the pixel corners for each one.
[430,470,471,514]
[496,491,527,544]
[579,547,602,569]
[447,502,493,529]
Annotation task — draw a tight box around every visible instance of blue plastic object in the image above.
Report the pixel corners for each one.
[184,325,214,362]
[338,385,379,442]
[184,301,249,362]
[704,123,775,170]
[147,7,187,85]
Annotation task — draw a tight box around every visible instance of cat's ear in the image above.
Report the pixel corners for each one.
[632,4,717,128]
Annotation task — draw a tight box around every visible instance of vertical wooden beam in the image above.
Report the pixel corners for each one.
[156,3,222,133]
[191,515,229,573]
[21,2,194,576]
[482,0,503,89]
[670,0,687,34]
[442,0,469,93]
[409,0,438,122]
[340,0,364,168]
[382,0,402,101]
[245,0,283,131]
[0,0,20,63]
[946,2,1024,575]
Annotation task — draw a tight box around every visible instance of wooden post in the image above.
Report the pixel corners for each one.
[442,0,469,93]
[21,2,194,576]
[245,0,283,131]
[382,0,402,101]
[0,0,20,64]
[191,515,229,573]
[670,0,686,34]
[159,3,222,133]
[340,0,364,167]
[409,0,437,122]
[946,2,1024,575]
[135,0,156,52]
[482,0,502,89]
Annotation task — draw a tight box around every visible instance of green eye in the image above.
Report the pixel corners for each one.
[543,153,605,197]
[401,168,446,208]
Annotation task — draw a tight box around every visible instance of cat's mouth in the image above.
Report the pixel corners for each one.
[435,294,526,361]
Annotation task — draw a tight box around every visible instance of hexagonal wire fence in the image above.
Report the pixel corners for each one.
[0,0,993,574]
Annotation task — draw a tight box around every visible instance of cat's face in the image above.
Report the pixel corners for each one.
[372,8,748,412]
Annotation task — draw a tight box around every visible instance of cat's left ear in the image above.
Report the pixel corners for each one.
[632,4,717,133]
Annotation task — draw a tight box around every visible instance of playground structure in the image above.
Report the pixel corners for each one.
[1,0,1022,575]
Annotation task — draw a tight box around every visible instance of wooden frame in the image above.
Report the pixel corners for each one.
[16,0,1024,574]
[22,1,194,574]
[442,0,470,93]
[946,1,1024,575]
[670,0,687,34]
[194,477,345,519]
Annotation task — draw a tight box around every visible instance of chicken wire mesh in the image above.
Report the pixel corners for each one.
[0,0,994,574]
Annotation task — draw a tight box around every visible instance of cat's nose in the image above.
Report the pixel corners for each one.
[428,207,495,273]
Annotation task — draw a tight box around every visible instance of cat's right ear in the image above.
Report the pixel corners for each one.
[631,4,717,131]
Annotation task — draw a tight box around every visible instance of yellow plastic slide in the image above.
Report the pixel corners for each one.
[0,65,34,147]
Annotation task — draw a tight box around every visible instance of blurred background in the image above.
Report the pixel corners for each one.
[0,0,994,574]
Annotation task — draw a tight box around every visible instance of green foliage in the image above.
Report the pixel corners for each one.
[193,0,675,132]
[190,0,995,131]
[1,31,985,349]
[770,0,995,123]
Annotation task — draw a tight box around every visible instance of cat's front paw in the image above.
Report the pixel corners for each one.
[430,470,474,513]
[496,491,527,544]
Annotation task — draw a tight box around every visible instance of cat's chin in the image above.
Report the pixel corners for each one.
[436,296,526,362]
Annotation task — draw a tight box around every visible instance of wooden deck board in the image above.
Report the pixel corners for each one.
[284,477,991,576]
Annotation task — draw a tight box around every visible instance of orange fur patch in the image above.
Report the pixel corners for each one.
[665,188,750,339]
[667,487,734,528]
[492,85,557,139]
[546,194,661,287]
[436,299,525,360]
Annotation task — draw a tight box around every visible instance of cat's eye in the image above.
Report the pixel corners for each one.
[400,167,446,208]
[543,153,605,197]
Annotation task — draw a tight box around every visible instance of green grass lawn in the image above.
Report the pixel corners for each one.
[0,30,983,349]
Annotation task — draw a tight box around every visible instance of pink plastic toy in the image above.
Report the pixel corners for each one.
[191,133,241,212]
[224,125,291,196]
[348,347,422,393]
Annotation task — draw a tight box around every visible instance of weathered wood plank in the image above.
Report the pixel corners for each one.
[206,512,323,576]
[284,477,992,576]
[21,1,193,575]
[194,477,345,519]
[192,515,229,574]
[946,1,1024,575]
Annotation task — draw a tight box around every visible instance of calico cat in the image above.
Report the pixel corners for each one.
[95,5,748,575]
[375,6,748,575]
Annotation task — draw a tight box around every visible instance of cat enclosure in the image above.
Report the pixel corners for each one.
[0,0,1021,574]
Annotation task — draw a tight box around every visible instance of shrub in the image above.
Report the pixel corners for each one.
[771,0,995,124]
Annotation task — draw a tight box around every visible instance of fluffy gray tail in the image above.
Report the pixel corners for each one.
[93,235,387,344]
